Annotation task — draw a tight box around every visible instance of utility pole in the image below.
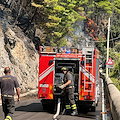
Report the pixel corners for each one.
[106,17,110,79]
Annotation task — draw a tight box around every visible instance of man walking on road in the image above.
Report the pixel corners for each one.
[0,67,20,120]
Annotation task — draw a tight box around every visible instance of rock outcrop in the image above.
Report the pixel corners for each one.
[0,3,39,93]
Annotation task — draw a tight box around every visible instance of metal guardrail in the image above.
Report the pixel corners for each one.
[100,73,120,120]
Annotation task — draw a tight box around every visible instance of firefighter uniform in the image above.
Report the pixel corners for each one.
[62,70,78,115]
[0,71,19,120]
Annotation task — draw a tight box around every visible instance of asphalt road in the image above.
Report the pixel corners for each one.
[0,96,102,120]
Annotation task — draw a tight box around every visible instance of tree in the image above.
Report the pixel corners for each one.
[110,50,120,79]
[31,0,85,46]
[110,0,120,39]
[114,43,120,52]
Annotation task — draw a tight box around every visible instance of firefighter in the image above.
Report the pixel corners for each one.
[0,67,20,120]
[59,67,78,116]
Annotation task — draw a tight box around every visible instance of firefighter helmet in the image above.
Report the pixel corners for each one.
[61,67,67,71]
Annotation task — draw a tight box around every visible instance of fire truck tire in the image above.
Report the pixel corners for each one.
[91,106,96,112]
[42,103,55,112]
[83,107,89,114]
[42,104,48,110]
[78,106,89,114]
[42,104,55,111]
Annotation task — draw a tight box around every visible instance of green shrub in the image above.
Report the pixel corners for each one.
[111,77,120,91]
[115,43,120,53]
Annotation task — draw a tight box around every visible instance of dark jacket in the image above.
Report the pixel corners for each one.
[63,71,74,88]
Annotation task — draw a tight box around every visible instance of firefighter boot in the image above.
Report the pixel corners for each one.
[71,109,78,116]
[5,115,12,120]
[71,104,78,116]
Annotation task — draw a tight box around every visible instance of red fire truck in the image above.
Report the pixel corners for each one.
[38,46,100,112]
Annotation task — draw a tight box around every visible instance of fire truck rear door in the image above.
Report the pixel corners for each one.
[38,55,54,99]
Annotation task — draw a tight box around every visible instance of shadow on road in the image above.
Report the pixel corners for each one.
[15,100,102,119]
[15,103,44,112]
[78,113,97,119]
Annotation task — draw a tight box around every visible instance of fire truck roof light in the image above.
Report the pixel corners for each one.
[66,50,70,54]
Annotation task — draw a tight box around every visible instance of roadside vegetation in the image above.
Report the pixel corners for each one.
[98,41,120,90]
[6,0,120,46]
[110,43,120,90]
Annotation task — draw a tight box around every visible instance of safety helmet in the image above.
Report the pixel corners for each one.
[61,67,67,71]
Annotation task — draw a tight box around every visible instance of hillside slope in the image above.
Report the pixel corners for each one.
[0,3,39,93]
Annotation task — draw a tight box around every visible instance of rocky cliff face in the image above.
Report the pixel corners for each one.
[0,3,39,93]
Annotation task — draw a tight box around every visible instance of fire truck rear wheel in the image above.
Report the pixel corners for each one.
[91,106,96,112]
[42,103,55,112]
[42,104,48,110]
